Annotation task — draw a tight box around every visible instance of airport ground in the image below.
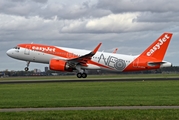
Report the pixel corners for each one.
[0,74,179,120]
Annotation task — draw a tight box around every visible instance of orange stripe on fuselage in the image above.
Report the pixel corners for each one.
[18,44,79,59]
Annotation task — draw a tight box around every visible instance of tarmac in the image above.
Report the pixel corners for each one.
[0,77,179,84]
[1,106,179,112]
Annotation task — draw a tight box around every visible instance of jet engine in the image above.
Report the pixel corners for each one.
[49,59,72,72]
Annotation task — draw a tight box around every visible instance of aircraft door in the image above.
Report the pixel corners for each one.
[133,58,139,67]
[24,45,31,55]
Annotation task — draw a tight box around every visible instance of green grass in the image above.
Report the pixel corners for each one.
[1,79,179,120]
[0,81,179,108]
[1,109,179,120]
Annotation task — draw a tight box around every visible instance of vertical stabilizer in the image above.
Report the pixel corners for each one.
[139,33,173,61]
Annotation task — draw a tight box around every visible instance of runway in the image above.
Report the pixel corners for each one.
[1,106,179,112]
[0,77,179,84]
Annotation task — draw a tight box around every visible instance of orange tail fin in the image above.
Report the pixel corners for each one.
[139,32,173,61]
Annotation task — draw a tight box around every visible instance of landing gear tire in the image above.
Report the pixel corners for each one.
[77,73,82,78]
[25,67,29,71]
[77,73,87,78]
[82,73,87,78]
[24,61,30,71]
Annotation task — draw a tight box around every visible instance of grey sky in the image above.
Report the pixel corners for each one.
[0,0,179,71]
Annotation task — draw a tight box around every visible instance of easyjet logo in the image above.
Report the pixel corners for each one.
[32,46,56,52]
[146,34,170,56]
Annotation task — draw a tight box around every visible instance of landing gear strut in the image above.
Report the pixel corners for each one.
[76,65,88,78]
[24,61,30,71]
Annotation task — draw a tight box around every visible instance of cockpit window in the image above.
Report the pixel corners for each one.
[13,46,20,49]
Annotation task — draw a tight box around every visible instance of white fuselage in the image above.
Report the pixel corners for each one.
[7,46,136,71]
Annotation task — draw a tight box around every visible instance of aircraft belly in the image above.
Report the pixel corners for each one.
[81,64,100,70]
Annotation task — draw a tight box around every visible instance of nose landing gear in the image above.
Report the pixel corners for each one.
[24,61,30,71]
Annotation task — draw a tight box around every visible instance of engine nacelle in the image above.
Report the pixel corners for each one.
[49,59,72,72]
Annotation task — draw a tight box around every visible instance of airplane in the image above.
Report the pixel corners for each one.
[6,32,173,78]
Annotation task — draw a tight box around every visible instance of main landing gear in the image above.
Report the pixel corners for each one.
[76,65,88,78]
[24,61,30,71]
[77,73,87,78]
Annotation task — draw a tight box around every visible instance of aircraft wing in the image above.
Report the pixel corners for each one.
[67,43,102,66]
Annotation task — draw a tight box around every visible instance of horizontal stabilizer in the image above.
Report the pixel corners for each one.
[148,61,172,67]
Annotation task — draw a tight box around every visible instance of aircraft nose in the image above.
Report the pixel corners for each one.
[6,49,12,57]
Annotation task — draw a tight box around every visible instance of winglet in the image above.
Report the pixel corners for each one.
[113,48,118,53]
[92,43,102,54]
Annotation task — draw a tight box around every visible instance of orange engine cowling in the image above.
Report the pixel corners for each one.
[49,59,72,72]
